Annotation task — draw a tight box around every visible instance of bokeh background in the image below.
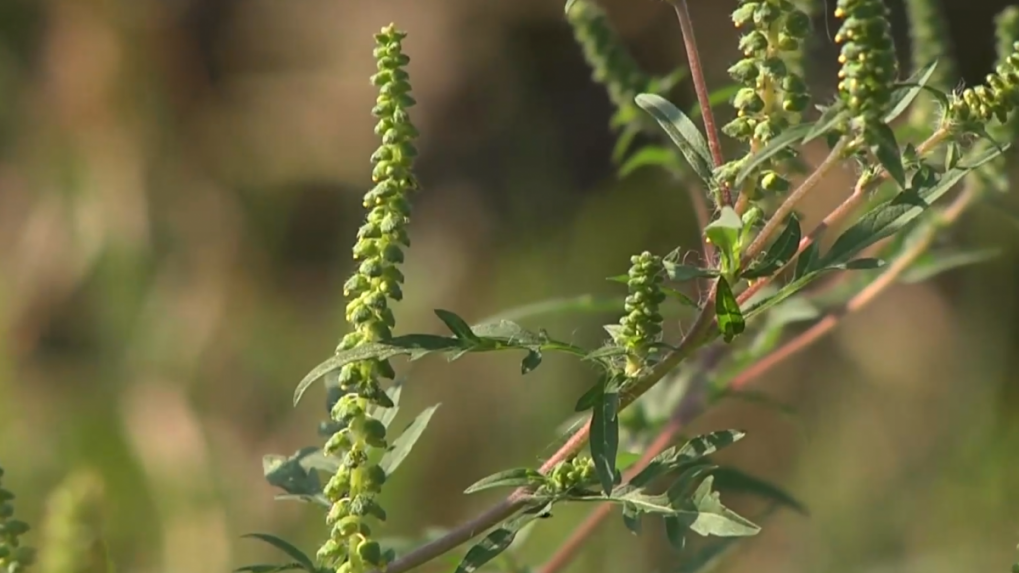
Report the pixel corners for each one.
[1,0,1018,572]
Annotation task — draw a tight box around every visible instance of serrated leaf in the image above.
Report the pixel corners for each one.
[742,215,801,278]
[592,488,676,514]
[435,309,481,342]
[735,123,813,186]
[464,468,547,494]
[380,404,441,475]
[628,430,744,489]
[900,248,999,283]
[685,476,761,537]
[454,503,551,573]
[664,261,719,282]
[869,122,906,189]
[715,277,745,343]
[635,93,716,186]
[240,534,316,572]
[884,60,940,123]
[590,389,620,495]
[619,146,681,177]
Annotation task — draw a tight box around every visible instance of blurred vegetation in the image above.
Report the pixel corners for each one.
[1,0,1018,572]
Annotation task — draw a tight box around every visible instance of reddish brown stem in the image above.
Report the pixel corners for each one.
[669,0,730,206]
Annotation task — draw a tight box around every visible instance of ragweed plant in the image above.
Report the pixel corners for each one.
[240,2,1019,573]
[0,466,35,573]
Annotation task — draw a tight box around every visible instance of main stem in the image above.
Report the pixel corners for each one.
[669,0,730,206]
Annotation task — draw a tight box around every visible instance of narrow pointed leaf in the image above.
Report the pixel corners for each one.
[735,123,813,186]
[435,309,481,342]
[590,388,620,495]
[465,468,547,494]
[869,122,906,189]
[635,93,715,186]
[884,60,939,123]
[742,216,801,278]
[240,534,316,572]
[619,146,681,178]
[454,504,551,573]
[900,248,1000,283]
[380,404,441,475]
[715,277,745,343]
[803,102,848,144]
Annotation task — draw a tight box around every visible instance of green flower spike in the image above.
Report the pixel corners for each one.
[948,39,1019,127]
[616,252,666,377]
[318,23,419,573]
[834,0,899,139]
[970,7,1019,193]
[0,466,36,573]
[547,456,596,494]
[724,0,813,200]
[566,0,653,123]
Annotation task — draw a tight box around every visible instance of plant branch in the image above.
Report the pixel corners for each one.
[374,287,721,573]
[741,138,850,264]
[668,0,730,206]
[537,347,721,573]
[730,180,978,388]
[738,126,953,305]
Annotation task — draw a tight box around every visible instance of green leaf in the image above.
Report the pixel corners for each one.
[705,207,744,274]
[375,383,403,428]
[619,146,681,178]
[634,93,716,186]
[715,277,745,343]
[380,404,441,475]
[294,335,460,405]
[664,261,718,282]
[593,488,675,514]
[564,0,579,14]
[678,429,747,459]
[435,309,481,342]
[661,286,699,308]
[521,349,543,374]
[590,387,621,495]
[710,467,807,515]
[803,101,848,144]
[819,149,1003,269]
[869,122,906,189]
[464,468,547,494]
[240,534,316,572]
[263,449,322,496]
[884,60,939,123]
[794,240,820,280]
[828,257,886,271]
[742,215,801,278]
[900,248,999,283]
[735,122,813,186]
[685,476,761,537]
[574,381,604,412]
[273,493,330,508]
[454,503,551,573]
[663,515,688,551]
[621,503,642,535]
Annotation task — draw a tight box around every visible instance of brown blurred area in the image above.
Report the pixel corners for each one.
[1,0,1018,572]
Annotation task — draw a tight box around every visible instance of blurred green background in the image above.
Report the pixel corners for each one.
[1,0,1018,572]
